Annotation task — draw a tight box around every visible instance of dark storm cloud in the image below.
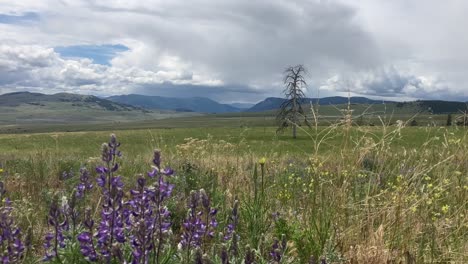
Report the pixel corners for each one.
[134,82,265,103]
[325,66,467,101]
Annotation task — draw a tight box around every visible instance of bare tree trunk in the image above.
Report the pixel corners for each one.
[292,85,298,139]
[276,65,310,138]
[292,123,297,139]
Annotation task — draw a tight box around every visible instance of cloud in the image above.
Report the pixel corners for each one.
[0,0,467,102]
[323,65,467,101]
[135,82,264,102]
[0,0,381,99]
[0,44,258,100]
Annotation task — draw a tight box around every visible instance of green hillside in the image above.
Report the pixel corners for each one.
[0,92,199,125]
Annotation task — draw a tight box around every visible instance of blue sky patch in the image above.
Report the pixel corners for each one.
[0,12,40,24]
[54,44,129,65]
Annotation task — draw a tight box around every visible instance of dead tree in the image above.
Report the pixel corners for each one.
[276,65,311,138]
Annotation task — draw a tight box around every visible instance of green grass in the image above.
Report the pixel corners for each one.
[1,126,466,156]
[0,124,466,263]
[0,101,200,127]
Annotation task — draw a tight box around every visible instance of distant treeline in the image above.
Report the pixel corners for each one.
[397,100,468,114]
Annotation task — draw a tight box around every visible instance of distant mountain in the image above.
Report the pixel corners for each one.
[0,92,196,125]
[228,102,255,109]
[246,96,392,112]
[107,94,240,113]
[246,97,287,112]
[0,91,141,111]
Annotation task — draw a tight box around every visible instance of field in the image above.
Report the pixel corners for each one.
[0,123,467,263]
[0,102,454,134]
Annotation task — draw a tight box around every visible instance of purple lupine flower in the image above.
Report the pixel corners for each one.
[126,176,154,263]
[65,190,80,232]
[101,143,112,163]
[44,197,67,262]
[153,149,161,169]
[270,238,281,262]
[269,234,287,263]
[43,233,55,261]
[95,175,126,261]
[98,134,121,192]
[221,245,229,264]
[224,200,239,241]
[151,173,174,263]
[179,189,218,252]
[200,189,218,238]
[61,170,74,180]
[96,172,106,188]
[76,168,93,199]
[78,134,126,262]
[127,149,175,263]
[161,167,174,176]
[0,187,29,262]
[77,232,97,261]
[77,208,98,262]
[179,191,205,250]
[200,189,210,209]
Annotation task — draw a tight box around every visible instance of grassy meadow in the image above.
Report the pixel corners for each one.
[0,123,466,263]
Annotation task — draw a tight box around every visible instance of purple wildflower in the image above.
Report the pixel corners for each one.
[44,197,67,262]
[76,168,93,199]
[179,189,218,255]
[77,208,98,262]
[224,200,239,241]
[95,175,126,261]
[221,245,229,264]
[126,176,155,263]
[61,170,74,181]
[153,149,161,169]
[78,134,126,262]
[0,186,29,262]
[126,149,174,263]
[269,234,287,263]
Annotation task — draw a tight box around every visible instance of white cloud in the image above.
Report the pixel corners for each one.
[0,44,225,96]
[0,0,467,101]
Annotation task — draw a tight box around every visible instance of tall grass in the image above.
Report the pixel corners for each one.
[0,124,466,263]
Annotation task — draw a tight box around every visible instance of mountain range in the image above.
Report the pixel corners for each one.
[0,91,140,111]
[107,94,240,113]
[0,92,198,125]
[1,92,467,124]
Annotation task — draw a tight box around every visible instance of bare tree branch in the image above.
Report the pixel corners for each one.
[276,64,311,138]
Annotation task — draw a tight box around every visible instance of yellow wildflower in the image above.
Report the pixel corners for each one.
[441,205,449,214]
[258,157,266,165]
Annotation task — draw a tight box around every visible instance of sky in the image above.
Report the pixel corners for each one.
[0,0,467,103]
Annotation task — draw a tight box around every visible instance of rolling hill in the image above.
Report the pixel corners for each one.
[0,91,140,110]
[0,92,197,125]
[107,94,240,113]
